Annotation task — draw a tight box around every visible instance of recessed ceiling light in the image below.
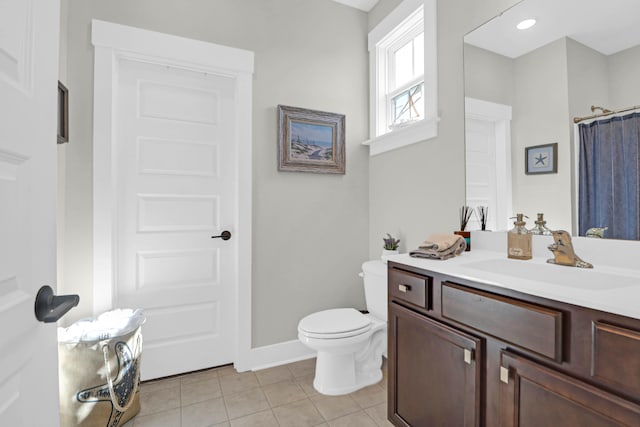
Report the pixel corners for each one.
[516,18,536,30]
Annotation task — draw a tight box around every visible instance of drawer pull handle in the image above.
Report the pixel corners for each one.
[398,284,411,293]
[500,366,509,384]
[463,349,472,365]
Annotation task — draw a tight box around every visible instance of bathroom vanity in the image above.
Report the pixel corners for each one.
[386,233,640,426]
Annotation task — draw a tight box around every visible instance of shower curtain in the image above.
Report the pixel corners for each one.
[578,112,640,240]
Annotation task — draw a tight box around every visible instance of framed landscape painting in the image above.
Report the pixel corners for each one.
[277,105,345,174]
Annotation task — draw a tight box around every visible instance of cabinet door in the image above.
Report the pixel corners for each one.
[388,303,482,427]
[499,351,640,427]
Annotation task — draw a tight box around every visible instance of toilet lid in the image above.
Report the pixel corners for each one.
[298,308,371,339]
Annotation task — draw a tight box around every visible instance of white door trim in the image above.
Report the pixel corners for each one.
[91,20,254,370]
[465,97,513,231]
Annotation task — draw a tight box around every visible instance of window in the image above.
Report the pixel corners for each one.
[365,0,438,155]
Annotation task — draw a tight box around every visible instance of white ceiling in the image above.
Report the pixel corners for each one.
[331,0,380,12]
[465,0,640,58]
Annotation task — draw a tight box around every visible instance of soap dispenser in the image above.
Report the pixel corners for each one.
[508,214,532,260]
[530,213,552,235]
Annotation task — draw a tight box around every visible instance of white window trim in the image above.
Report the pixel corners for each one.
[364,0,438,156]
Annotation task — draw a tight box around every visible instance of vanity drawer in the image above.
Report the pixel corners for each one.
[592,321,640,397]
[442,282,563,361]
[389,268,432,310]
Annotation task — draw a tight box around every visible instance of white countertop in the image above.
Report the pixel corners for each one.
[386,248,640,320]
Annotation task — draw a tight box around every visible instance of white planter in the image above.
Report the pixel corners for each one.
[381,249,399,262]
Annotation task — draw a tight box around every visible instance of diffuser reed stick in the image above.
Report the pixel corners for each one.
[459,205,473,231]
[476,206,488,231]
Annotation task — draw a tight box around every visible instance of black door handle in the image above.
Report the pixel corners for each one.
[34,285,80,323]
[211,230,232,241]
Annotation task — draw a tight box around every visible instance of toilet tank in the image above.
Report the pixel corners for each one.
[362,260,388,322]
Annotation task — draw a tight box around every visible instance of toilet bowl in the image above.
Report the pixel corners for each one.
[297,260,387,395]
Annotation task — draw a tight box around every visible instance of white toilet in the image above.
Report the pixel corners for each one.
[297,260,387,395]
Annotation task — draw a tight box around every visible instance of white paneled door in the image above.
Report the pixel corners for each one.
[114,58,238,380]
[0,0,61,425]
[465,98,512,232]
[465,117,498,231]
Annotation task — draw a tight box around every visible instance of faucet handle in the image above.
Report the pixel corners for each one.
[546,230,593,268]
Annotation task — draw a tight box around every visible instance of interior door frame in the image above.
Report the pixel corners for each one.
[91,20,254,371]
[465,97,513,231]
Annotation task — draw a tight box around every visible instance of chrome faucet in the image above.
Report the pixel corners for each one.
[547,230,593,268]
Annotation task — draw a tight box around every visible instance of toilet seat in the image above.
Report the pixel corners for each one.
[298,308,371,339]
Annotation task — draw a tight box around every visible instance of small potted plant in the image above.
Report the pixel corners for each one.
[382,233,400,260]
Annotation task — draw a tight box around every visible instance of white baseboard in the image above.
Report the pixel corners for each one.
[235,339,315,372]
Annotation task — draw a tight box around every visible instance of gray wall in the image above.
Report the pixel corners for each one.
[58,0,521,349]
[58,0,370,347]
[609,45,640,108]
[511,38,572,231]
[368,0,517,258]
[464,36,639,234]
[464,44,514,106]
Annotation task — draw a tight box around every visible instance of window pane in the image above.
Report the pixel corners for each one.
[414,32,424,76]
[390,82,424,127]
[394,40,413,88]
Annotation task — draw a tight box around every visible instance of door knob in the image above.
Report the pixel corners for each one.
[211,230,232,241]
[34,285,80,323]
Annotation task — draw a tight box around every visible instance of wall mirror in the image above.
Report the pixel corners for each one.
[463,0,640,239]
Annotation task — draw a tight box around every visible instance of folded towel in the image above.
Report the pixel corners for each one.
[418,233,464,251]
[409,234,467,260]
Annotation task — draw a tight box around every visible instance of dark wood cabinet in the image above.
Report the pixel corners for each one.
[387,261,640,427]
[500,351,640,426]
[388,302,482,427]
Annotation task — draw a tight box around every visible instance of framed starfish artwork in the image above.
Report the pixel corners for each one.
[525,143,557,174]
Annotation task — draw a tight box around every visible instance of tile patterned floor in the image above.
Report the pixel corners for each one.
[122,358,393,427]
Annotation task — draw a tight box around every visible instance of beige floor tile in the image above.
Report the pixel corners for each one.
[229,409,279,427]
[140,377,181,394]
[215,364,238,377]
[131,408,181,427]
[223,387,270,420]
[262,379,307,407]
[181,368,219,385]
[287,358,316,378]
[351,383,386,409]
[182,376,222,406]
[138,381,181,416]
[255,364,294,386]
[311,393,361,421]
[328,410,379,427]
[295,373,320,398]
[364,402,394,427]
[219,371,260,396]
[182,396,228,426]
[272,398,325,427]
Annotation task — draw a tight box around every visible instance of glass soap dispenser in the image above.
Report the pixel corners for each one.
[530,213,552,235]
[508,214,532,260]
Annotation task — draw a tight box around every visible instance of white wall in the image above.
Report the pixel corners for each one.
[58,0,370,348]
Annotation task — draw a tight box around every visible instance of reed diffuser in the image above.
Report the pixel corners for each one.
[455,205,473,251]
[459,205,473,231]
[476,206,488,231]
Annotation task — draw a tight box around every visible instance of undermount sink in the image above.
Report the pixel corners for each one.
[461,258,639,290]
